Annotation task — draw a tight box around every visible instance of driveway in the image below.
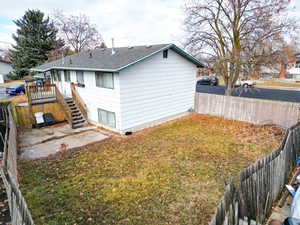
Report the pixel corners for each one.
[19,124,109,160]
[196,85,300,103]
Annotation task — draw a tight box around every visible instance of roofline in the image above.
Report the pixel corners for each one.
[0,59,11,64]
[31,44,205,72]
[31,67,117,73]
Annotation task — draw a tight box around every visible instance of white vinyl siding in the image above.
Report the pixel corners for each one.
[119,49,197,132]
[98,108,116,128]
[76,71,84,84]
[95,72,114,89]
[55,71,121,130]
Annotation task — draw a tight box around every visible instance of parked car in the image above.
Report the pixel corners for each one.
[33,74,49,85]
[197,76,219,86]
[6,84,25,95]
[235,78,256,87]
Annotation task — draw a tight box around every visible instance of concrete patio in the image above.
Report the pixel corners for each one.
[19,123,109,160]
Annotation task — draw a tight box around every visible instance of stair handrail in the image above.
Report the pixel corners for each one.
[70,83,88,120]
[55,85,73,128]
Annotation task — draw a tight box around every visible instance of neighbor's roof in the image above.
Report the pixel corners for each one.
[0,59,11,64]
[32,44,204,72]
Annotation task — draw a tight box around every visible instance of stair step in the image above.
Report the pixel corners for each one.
[73,119,85,125]
[72,116,83,121]
[64,98,87,129]
[70,106,79,110]
[71,112,81,116]
[73,121,87,128]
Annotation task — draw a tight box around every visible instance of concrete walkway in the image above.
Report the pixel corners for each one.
[19,124,108,160]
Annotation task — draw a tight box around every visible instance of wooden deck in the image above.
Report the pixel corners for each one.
[26,84,56,104]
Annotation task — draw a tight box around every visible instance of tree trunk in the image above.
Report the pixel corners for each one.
[225,85,233,96]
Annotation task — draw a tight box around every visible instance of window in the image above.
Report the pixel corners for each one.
[98,109,116,128]
[64,70,71,82]
[163,49,168,58]
[76,71,84,84]
[52,70,61,81]
[51,70,56,81]
[95,72,114,89]
[57,71,61,81]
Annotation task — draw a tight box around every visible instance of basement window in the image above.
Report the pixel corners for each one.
[98,108,116,128]
[163,49,168,59]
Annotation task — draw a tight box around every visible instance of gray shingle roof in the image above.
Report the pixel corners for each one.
[32,43,204,72]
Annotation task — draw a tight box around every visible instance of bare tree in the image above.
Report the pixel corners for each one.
[184,0,294,95]
[52,11,105,53]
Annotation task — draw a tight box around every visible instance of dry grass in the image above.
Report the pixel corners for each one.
[8,94,27,104]
[1,80,25,87]
[18,114,284,225]
[260,80,300,88]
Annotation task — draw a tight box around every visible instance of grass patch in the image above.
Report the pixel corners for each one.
[19,114,284,225]
[260,80,300,88]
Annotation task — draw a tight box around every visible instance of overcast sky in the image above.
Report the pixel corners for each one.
[1,0,300,50]
[0,0,185,50]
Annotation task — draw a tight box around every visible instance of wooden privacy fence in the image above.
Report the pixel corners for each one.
[0,103,34,225]
[195,93,300,128]
[210,123,300,225]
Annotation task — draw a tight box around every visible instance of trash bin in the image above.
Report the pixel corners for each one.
[34,112,44,126]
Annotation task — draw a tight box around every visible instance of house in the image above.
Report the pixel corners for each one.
[287,53,300,81]
[260,66,280,79]
[0,59,12,83]
[32,44,204,133]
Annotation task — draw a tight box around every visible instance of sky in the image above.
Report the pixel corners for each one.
[0,0,185,50]
[1,0,300,51]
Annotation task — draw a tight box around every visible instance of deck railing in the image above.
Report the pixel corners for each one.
[26,83,56,104]
[55,85,73,128]
[70,83,88,120]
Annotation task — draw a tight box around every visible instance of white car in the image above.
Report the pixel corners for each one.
[235,78,256,87]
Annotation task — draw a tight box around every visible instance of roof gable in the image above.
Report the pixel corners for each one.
[32,44,204,72]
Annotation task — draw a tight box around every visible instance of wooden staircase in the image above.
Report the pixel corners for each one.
[65,98,87,128]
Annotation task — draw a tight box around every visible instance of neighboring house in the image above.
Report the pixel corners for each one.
[260,66,280,79]
[0,59,12,83]
[287,53,300,81]
[32,44,204,133]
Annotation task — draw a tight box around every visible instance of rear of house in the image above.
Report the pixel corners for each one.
[32,44,203,133]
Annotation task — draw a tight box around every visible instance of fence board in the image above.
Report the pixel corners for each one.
[195,93,300,128]
[210,122,300,225]
[0,103,35,225]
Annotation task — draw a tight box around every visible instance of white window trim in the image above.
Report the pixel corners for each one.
[97,108,116,128]
[95,72,114,89]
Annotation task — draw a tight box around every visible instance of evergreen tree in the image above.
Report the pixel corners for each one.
[10,9,57,78]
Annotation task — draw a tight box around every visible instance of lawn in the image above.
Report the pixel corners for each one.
[259,80,300,88]
[18,114,284,225]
